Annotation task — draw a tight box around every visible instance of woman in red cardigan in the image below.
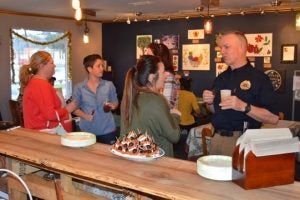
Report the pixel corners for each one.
[19,51,77,132]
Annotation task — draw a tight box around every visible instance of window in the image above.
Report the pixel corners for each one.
[10,29,72,100]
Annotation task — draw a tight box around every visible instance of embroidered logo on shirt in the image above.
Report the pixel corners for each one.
[240,80,251,90]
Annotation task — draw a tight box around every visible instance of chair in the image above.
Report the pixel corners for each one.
[9,100,24,127]
[279,112,284,120]
[201,127,213,156]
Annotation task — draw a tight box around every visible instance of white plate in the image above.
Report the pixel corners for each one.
[197,155,232,181]
[110,148,165,161]
[61,132,96,148]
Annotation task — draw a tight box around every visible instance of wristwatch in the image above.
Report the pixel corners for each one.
[244,103,251,114]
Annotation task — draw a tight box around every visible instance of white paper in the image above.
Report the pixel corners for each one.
[293,75,300,91]
[249,137,300,157]
[236,128,292,153]
[236,128,299,172]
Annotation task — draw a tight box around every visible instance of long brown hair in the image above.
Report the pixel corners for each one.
[121,55,161,128]
[19,51,52,93]
[147,43,173,73]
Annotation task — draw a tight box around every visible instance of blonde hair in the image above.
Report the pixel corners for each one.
[19,51,52,93]
[222,30,248,51]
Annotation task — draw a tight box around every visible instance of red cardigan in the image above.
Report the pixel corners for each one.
[23,77,71,131]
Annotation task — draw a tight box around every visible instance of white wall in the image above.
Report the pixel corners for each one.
[0,14,102,120]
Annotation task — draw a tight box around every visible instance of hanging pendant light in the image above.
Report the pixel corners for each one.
[203,3,213,34]
[83,21,90,44]
[72,0,81,10]
[75,8,82,21]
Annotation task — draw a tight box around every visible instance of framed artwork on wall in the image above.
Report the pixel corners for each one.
[281,44,297,64]
[136,35,152,59]
[161,34,179,50]
[172,55,179,71]
[187,29,204,40]
[245,33,272,57]
[216,63,228,77]
[182,44,210,70]
[264,69,286,93]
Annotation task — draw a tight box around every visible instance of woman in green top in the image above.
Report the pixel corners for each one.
[121,55,181,157]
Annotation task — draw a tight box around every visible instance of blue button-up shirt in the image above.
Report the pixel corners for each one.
[73,78,118,135]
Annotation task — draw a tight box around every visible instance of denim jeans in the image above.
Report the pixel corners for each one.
[96,130,117,144]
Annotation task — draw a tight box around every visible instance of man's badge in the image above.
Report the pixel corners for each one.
[240,80,251,90]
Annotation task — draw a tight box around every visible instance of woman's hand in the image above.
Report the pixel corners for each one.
[170,108,181,117]
[66,100,77,113]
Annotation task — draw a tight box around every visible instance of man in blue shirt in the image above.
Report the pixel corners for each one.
[73,54,118,144]
[202,31,279,156]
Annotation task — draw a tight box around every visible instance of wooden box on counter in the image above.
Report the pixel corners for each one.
[232,144,295,190]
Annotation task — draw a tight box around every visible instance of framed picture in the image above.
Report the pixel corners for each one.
[161,34,179,50]
[182,44,210,70]
[136,35,152,59]
[188,29,204,40]
[216,63,228,77]
[281,44,297,64]
[172,55,179,71]
[245,33,272,57]
[264,69,286,93]
[264,56,271,64]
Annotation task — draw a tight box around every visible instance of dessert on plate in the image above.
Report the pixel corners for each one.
[112,131,160,157]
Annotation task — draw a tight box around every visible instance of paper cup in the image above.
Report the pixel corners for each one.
[220,89,231,102]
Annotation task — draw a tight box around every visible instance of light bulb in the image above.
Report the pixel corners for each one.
[204,19,213,34]
[75,8,82,21]
[126,17,131,24]
[72,0,81,10]
[83,33,89,44]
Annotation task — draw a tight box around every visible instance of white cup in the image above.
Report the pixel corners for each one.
[220,89,231,102]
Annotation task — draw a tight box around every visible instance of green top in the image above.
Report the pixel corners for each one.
[120,93,180,157]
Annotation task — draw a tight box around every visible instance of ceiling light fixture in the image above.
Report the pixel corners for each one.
[72,0,81,10]
[260,8,265,15]
[186,16,190,19]
[126,17,131,24]
[203,2,213,34]
[296,13,300,31]
[271,0,282,7]
[83,21,89,44]
[75,8,82,21]
[167,16,171,21]
[240,9,245,16]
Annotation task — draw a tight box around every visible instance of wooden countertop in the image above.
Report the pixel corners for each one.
[0,128,300,200]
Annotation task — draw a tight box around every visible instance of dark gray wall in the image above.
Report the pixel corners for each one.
[103,12,300,120]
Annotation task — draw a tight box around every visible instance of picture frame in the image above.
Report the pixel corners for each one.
[182,44,210,70]
[136,35,152,59]
[215,63,228,77]
[245,33,273,57]
[281,44,297,64]
[264,69,286,93]
[161,34,179,50]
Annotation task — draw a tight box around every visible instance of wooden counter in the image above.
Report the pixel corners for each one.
[0,128,300,200]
